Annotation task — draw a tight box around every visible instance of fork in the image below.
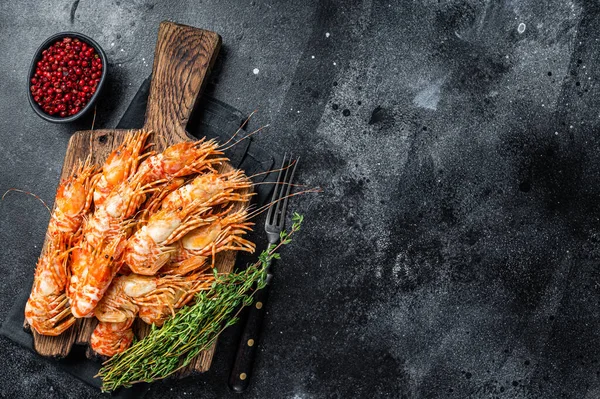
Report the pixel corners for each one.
[228,153,298,393]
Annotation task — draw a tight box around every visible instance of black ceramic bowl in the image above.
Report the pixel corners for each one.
[27,32,107,123]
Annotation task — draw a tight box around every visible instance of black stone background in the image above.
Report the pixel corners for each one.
[1,0,600,398]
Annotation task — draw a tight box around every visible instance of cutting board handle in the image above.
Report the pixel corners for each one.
[143,21,221,144]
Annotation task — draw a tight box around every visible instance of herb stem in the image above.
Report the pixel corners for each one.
[98,213,304,392]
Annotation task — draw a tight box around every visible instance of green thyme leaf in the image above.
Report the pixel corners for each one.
[97,214,304,392]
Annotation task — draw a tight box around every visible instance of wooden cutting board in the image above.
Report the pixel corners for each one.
[24,21,240,376]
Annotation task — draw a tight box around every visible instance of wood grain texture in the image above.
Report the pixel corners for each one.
[76,318,97,345]
[28,21,239,376]
[144,21,221,150]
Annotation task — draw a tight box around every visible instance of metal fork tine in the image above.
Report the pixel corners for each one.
[266,153,287,225]
[277,157,298,228]
[271,153,292,227]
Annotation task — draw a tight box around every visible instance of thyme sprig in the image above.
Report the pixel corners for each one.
[98,213,304,392]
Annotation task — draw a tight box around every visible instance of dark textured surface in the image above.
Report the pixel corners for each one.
[0,0,598,398]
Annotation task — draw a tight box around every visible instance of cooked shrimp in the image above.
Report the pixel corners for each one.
[190,207,254,256]
[122,200,216,275]
[71,234,127,318]
[91,273,213,356]
[93,130,151,207]
[93,274,142,323]
[160,254,210,276]
[90,320,134,357]
[161,169,253,211]
[136,139,228,182]
[66,236,92,302]
[84,174,160,248]
[160,208,255,276]
[91,273,143,356]
[47,158,98,237]
[136,177,186,227]
[132,273,215,326]
[24,237,75,336]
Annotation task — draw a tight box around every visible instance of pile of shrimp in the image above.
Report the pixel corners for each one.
[25,130,259,357]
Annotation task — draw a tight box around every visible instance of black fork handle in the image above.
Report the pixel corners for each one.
[228,273,272,393]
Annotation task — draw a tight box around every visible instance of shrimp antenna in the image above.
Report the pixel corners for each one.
[246,159,307,187]
[91,105,98,131]
[220,125,269,152]
[84,153,95,171]
[138,150,156,163]
[246,187,322,220]
[247,159,296,179]
[220,110,258,147]
[2,189,51,213]
[251,181,308,188]
[88,126,95,159]
[143,142,156,153]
